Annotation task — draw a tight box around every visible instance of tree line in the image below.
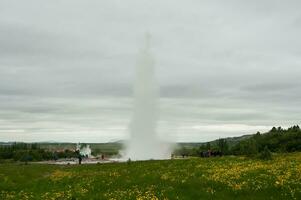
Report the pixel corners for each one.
[175,125,301,158]
[0,142,77,162]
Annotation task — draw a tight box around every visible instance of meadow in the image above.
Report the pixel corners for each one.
[0,153,301,200]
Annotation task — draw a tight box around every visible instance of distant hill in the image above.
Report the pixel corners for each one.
[208,134,253,147]
[177,134,253,150]
[0,134,254,151]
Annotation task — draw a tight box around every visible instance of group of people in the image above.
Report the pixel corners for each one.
[200,150,223,157]
[171,149,224,159]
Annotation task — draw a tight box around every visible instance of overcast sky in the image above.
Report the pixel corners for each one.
[0,0,301,142]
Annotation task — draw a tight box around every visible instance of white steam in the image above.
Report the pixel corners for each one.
[125,34,172,160]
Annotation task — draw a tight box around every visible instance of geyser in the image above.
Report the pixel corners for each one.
[125,34,171,160]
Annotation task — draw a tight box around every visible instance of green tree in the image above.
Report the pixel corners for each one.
[239,138,258,156]
[259,146,272,160]
[206,142,211,150]
[217,139,229,155]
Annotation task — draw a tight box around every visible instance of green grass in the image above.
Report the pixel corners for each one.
[1,153,301,199]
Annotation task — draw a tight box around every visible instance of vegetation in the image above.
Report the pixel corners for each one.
[231,125,301,156]
[0,142,123,162]
[175,125,301,158]
[0,143,77,162]
[0,153,301,199]
[38,143,122,157]
[259,146,272,160]
[0,126,300,199]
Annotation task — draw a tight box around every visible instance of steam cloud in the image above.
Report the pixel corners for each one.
[125,34,172,160]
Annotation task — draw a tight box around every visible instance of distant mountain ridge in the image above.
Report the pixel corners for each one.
[0,134,254,146]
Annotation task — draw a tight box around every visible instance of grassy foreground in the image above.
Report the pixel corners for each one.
[0,153,301,200]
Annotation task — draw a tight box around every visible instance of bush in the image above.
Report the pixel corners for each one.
[259,146,272,160]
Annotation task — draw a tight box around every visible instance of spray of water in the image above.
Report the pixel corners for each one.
[76,143,92,158]
[125,34,172,160]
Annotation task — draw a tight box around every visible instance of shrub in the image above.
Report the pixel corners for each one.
[259,146,272,160]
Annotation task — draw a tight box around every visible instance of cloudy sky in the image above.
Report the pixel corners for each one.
[0,0,300,142]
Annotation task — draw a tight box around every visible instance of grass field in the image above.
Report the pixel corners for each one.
[0,153,301,200]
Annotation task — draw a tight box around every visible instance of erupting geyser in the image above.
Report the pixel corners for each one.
[125,34,171,160]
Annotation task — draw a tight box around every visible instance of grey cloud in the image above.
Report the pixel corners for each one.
[243,82,297,92]
[0,0,300,142]
[0,24,58,57]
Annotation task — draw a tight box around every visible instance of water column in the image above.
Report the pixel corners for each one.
[125,34,171,160]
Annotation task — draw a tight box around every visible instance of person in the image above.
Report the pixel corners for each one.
[76,150,82,165]
[101,154,105,160]
[78,154,82,164]
[207,149,212,157]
